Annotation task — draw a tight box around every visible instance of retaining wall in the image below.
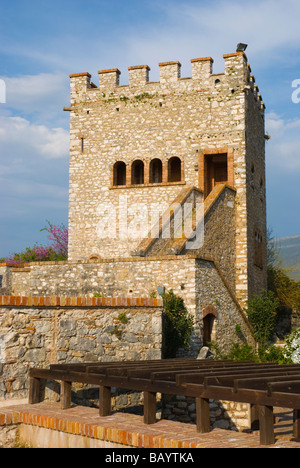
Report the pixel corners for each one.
[0,296,162,403]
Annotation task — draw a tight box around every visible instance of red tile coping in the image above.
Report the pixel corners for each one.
[223,52,247,60]
[158,61,182,67]
[128,65,150,71]
[191,57,214,63]
[0,296,163,308]
[69,72,91,78]
[98,68,121,75]
[0,403,299,448]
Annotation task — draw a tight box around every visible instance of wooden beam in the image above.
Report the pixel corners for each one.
[29,377,40,404]
[250,404,260,430]
[144,391,157,425]
[60,381,72,410]
[196,397,210,433]
[258,405,274,445]
[99,386,111,417]
[293,409,300,439]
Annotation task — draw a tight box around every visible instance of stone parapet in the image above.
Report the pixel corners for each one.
[68,52,263,105]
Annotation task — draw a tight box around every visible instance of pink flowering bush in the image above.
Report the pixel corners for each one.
[41,221,68,258]
[0,221,68,265]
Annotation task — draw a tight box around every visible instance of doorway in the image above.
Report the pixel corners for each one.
[204,153,228,197]
[203,314,215,346]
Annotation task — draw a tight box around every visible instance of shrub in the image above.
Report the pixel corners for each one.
[209,341,290,364]
[258,345,290,364]
[227,342,259,362]
[246,290,279,347]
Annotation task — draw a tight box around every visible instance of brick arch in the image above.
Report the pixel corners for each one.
[131,160,145,185]
[168,156,183,182]
[202,305,218,319]
[113,161,127,186]
[149,158,163,183]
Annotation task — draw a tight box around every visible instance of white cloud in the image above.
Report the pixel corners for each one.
[5,73,67,107]
[266,113,300,170]
[0,73,69,127]
[0,115,69,160]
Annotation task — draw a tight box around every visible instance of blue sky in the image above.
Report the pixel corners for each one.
[0,0,300,257]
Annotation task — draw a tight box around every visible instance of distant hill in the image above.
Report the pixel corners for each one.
[272,235,300,281]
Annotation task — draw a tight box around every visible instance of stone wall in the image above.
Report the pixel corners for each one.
[245,78,268,299]
[0,265,12,296]
[3,255,255,356]
[0,296,162,403]
[188,185,237,293]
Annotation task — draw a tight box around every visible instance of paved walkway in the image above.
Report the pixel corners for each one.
[1,403,300,448]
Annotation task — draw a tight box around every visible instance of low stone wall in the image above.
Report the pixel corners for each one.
[0,296,162,403]
[162,395,250,431]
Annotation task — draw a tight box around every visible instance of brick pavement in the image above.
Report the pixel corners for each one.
[0,402,300,448]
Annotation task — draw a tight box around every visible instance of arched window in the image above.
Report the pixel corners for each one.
[113,161,126,186]
[131,160,144,185]
[149,159,163,184]
[168,157,182,182]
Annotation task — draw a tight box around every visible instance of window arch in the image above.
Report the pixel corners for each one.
[88,254,100,263]
[131,160,144,185]
[149,158,163,184]
[113,161,127,186]
[168,157,182,182]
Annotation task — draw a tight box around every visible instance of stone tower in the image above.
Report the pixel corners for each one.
[67,51,267,307]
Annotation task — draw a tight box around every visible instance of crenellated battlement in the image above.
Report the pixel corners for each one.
[69,51,265,111]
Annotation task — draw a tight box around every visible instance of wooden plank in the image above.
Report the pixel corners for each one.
[293,409,300,438]
[258,405,274,445]
[152,364,256,382]
[185,382,300,409]
[60,381,72,410]
[234,374,300,392]
[99,386,111,417]
[196,397,210,434]
[176,366,291,386]
[144,391,157,425]
[30,368,54,379]
[267,380,300,395]
[29,377,40,404]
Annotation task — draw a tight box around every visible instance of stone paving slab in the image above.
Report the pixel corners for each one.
[1,403,300,448]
